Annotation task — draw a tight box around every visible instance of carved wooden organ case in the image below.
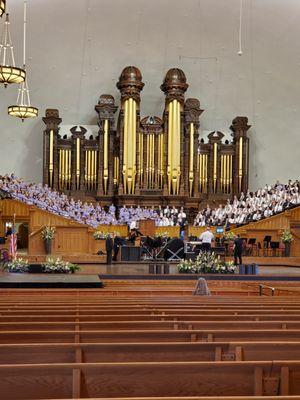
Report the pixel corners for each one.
[42,66,251,207]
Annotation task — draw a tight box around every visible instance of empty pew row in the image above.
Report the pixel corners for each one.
[0,361,300,399]
[3,320,300,331]
[1,341,300,364]
[3,313,300,322]
[2,328,300,343]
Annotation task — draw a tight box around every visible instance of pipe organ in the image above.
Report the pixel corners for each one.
[43,66,251,208]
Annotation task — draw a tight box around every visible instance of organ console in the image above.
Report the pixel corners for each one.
[42,66,251,210]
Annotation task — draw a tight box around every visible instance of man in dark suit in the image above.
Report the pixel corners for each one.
[105,234,114,265]
[233,234,243,265]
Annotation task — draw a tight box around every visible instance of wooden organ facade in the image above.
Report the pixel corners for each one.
[42,66,251,208]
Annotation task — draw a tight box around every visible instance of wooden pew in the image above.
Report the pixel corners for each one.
[0,360,299,398]
[1,341,300,364]
[1,328,300,344]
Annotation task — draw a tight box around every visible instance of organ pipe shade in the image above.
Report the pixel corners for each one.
[167,99,181,195]
[49,130,54,188]
[0,1,5,17]
[103,119,109,194]
[122,97,137,194]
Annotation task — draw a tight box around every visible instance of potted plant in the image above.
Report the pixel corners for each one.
[281,230,293,257]
[93,231,109,240]
[41,226,56,255]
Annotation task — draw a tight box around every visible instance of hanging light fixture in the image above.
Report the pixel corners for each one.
[0,1,6,18]
[0,13,26,87]
[8,0,38,121]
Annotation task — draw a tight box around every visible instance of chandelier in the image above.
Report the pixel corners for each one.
[0,1,5,18]
[8,0,38,121]
[0,13,26,87]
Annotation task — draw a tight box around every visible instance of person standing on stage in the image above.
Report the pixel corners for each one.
[105,233,114,265]
[233,234,243,265]
[199,226,214,252]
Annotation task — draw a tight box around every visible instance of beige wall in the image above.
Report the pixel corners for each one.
[0,0,299,190]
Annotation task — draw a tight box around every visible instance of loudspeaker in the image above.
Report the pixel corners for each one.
[121,246,141,262]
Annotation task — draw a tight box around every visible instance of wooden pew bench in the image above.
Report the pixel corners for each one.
[1,328,300,344]
[0,360,299,398]
[1,341,300,364]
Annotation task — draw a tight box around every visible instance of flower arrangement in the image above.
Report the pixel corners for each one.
[154,231,169,238]
[178,251,237,274]
[177,259,198,274]
[42,257,80,274]
[93,231,110,239]
[41,226,56,241]
[3,257,29,273]
[223,231,236,241]
[281,230,293,243]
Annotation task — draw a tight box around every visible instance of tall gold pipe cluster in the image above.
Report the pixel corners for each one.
[197,153,208,193]
[58,149,71,190]
[157,133,164,189]
[167,99,181,195]
[220,154,233,194]
[189,123,194,196]
[84,150,97,190]
[48,130,54,188]
[123,98,137,194]
[145,133,155,189]
[138,132,143,187]
[238,137,243,191]
[103,119,109,195]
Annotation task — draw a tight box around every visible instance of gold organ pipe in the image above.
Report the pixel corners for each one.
[229,155,233,193]
[128,98,133,193]
[88,150,91,189]
[220,155,224,193]
[132,99,136,191]
[123,99,128,193]
[58,149,61,189]
[49,130,54,188]
[84,151,87,187]
[189,123,194,196]
[149,134,152,188]
[204,154,208,193]
[213,143,217,193]
[62,149,65,189]
[239,137,243,191]
[91,150,95,189]
[104,119,109,194]
[167,101,173,192]
[226,155,229,193]
[152,134,155,188]
[161,133,164,187]
[76,138,80,189]
[146,134,149,188]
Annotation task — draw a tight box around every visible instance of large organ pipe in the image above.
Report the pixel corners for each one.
[168,99,181,195]
[103,119,109,194]
[189,123,194,196]
[213,143,217,193]
[123,100,128,192]
[204,154,208,193]
[167,101,172,192]
[160,133,164,188]
[220,155,224,193]
[139,132,143,186]
[49,130,54,188]
[62,149,65,189]
[91,150,95,189]
[229,154,233,192]
[239,137,243,191]
[76,138,80,189]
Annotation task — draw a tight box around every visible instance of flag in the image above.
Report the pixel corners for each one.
[9,222,17,259]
